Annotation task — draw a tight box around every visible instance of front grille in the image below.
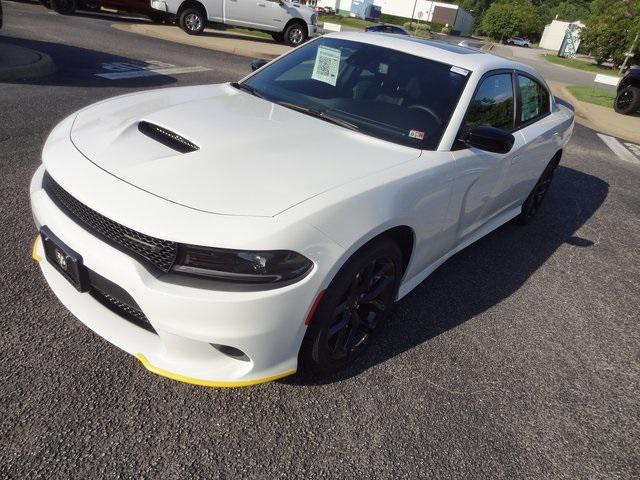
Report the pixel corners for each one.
[90,287,156,334]
[43,171,177,272]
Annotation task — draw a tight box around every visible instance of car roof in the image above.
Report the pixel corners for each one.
[325,32,536,77]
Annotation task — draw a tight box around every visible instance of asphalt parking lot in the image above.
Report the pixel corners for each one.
[1,2,639,479]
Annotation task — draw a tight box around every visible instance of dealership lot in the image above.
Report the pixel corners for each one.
[1,2,639,478]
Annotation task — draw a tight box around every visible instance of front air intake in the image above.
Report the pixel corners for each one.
[138,121,199,153]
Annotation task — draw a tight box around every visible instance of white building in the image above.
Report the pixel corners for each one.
[539,19,584,52]
[316,0,475,35]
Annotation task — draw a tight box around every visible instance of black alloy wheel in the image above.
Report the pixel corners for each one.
[515,157,559,225]
[300,240,402,375]
[614,86,640,115]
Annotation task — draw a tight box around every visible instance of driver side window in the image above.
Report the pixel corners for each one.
[464,73,515,133]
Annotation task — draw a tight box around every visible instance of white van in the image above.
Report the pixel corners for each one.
[151,0,317,46]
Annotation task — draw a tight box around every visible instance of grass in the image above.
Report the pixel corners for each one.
[567,85,616,108]
[319,14,434,38]
[544,54,620,76]
[319,14,375,29]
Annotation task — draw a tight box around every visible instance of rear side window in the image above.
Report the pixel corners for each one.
[464,73,514,132]
[518,75,550,123]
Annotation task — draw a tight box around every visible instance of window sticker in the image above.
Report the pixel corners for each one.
[450,66,469,76]
[378,63,389,74]
[311,46,341,86]
[409,129,425,140]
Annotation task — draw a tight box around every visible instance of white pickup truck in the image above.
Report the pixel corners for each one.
[151,0,317,46]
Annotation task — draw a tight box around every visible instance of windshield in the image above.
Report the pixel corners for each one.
[242,37,470,149]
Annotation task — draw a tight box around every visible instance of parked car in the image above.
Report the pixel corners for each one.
[365,23,411,36]
[31,33,574,386]
[614,65,640,115]
[151,0,317,45]
[506,37,531,48]
[40,0,170,23]
[322,6,335,15]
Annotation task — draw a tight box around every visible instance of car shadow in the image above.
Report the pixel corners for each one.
[0,35,178,88]
[284,165,609,386]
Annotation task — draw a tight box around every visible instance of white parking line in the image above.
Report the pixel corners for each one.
[95,65,210,80]
[597,134,640,164]
[624,142,640,158]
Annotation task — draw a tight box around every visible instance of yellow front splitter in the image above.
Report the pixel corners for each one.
[32,235,42,263]
[135,353,296,388]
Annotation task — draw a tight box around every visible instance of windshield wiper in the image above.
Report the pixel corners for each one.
[230,82,265,99]
[276,101,360,131]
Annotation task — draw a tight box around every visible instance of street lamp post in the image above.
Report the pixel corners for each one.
[410,0,418,30]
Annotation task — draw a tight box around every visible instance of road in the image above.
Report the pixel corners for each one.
[490,43,618,90]
[1,2,639,479]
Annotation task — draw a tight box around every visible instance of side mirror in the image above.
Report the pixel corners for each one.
[465,125,515,154]
[251,59,268,72]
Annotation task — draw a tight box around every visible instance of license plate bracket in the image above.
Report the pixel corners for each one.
[41,226,89,292]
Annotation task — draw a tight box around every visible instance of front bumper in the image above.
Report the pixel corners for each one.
[30,165,333,386]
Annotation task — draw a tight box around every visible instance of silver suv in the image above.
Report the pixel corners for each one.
[506,37,531,48]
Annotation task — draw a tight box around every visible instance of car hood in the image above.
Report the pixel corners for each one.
[68,84,419,217]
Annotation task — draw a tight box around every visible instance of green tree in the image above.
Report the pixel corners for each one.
[549,1,590,21]
[580,0,640,67]
[481,1,543,40]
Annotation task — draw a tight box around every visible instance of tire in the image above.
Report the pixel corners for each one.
[299,239,403,375]
[179,7,206,35]
[515,156,559,225]
[51,0,76,14]
[271,32,284,43]
[283,22,307,47]
[614,86,640,115]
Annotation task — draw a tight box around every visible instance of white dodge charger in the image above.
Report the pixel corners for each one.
[30,33,574,387]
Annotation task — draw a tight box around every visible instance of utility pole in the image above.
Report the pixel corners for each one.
[619,33,639,75]
[410,0,418,30]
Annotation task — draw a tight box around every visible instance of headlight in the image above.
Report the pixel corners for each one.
[172,244,313,283]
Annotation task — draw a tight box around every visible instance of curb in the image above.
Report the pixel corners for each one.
[0,44,56,82]
[112,23,289,60]
[548,81,640,144]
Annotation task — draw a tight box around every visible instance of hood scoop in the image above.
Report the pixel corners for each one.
[138,121,199,154]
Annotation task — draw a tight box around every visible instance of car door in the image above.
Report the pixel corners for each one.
[450,71,527,245]
[226,0,282,29]
[509,73,557,204]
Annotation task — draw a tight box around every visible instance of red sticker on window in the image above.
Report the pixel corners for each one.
[409,130,425,140]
